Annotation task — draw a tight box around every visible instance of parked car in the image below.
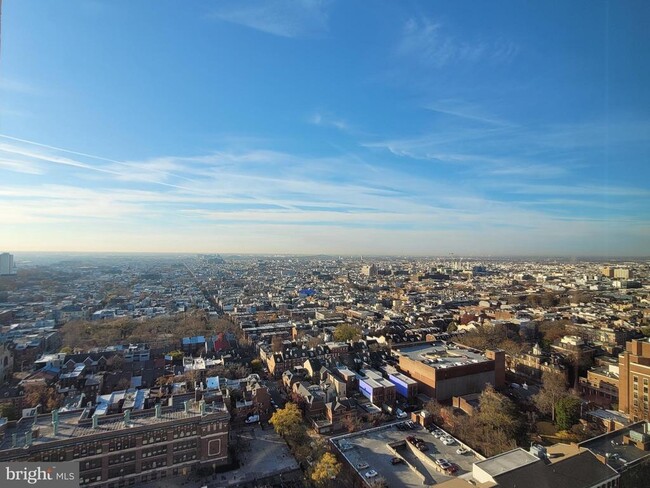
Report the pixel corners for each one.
[456,447,469,455]
[435,458,450,466]
[442,436,455,445]
[396,409,408,419]
[390,457,404,465]
[445,463,459,474]
[364,470,378,478]
[432,429,444,438]
[357,462,369,470]
[245,415,259,424]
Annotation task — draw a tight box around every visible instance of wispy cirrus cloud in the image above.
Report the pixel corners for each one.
[309,112,349,131]
[396,16,519,68]
[0,77,40,95]
[1,134,648,255]
[209,0,331,38]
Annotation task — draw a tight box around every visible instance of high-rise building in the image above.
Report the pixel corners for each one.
[361,264,377,277]
[602,266,632,280]
[0,253,16,275]
[619,339,650,421]
[613,268,632,279]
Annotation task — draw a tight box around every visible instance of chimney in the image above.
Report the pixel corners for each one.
[92,415,98,429]
[155,403,162,419]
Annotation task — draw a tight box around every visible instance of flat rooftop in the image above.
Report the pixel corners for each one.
[332,421,479,487]
[579,421,650,470]
[0,402,229,452]
[395,342,491,369]
[474,448,539,477]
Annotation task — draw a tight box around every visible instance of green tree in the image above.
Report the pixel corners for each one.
[555,395,581,431]
[59,346,73,355]
[333,324,361,342]
[269,402,304,439]
[311,452,341,486]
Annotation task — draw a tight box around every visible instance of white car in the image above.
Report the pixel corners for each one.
[365,470,378,478]
[456,447,469,455]
[442,437,455,445]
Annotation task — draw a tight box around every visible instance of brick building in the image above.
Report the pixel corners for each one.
[0,399,230,487]
[394,342,505,401]
[619,338,650,421]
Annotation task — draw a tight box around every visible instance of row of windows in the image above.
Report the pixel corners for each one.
[72,442,103,459]
[79,470,102,485]
[142,429,167,445]
[108,436,137,452]
[173,452,197,464]
[108,451,136,465]
[172,424,198,439]
[108,464,136,479]
[41,450,66,462]
[142,445,167,458]
[142,458,168,471]
[173,439,197,452]
[80,458,102,472]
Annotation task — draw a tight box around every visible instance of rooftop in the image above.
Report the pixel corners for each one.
[395,342,491,369]
[0,400,228,453]
[579,420,650,471]
[474,448,539,477]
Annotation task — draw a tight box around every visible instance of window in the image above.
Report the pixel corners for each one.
[108,452,136,465]
[142,428,167,445]
[142,445,167,458]
[108,435,136,452]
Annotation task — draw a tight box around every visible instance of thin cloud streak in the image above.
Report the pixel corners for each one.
[209,0,331,38]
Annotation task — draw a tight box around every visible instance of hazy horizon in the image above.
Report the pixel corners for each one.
[1,1,649,256]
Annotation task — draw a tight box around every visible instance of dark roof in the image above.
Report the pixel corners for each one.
[494,452,617,488]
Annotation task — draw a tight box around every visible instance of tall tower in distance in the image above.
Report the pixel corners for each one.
[0,252,16,275]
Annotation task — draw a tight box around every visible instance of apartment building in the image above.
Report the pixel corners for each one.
[619,338,650,421]
[0,399,230,487]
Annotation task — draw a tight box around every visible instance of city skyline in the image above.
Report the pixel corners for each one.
[1,1,649,256]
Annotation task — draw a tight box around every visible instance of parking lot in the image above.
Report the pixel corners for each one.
[333,421,480,486]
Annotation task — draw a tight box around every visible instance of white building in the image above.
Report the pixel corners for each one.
[0,253,16,276]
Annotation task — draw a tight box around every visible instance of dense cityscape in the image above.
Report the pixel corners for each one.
[2,1,649,488]
[0,252,649,488]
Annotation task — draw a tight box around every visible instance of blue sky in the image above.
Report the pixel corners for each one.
[1,0,648,256]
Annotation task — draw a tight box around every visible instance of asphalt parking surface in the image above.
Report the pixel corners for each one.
[333,422,480,486]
